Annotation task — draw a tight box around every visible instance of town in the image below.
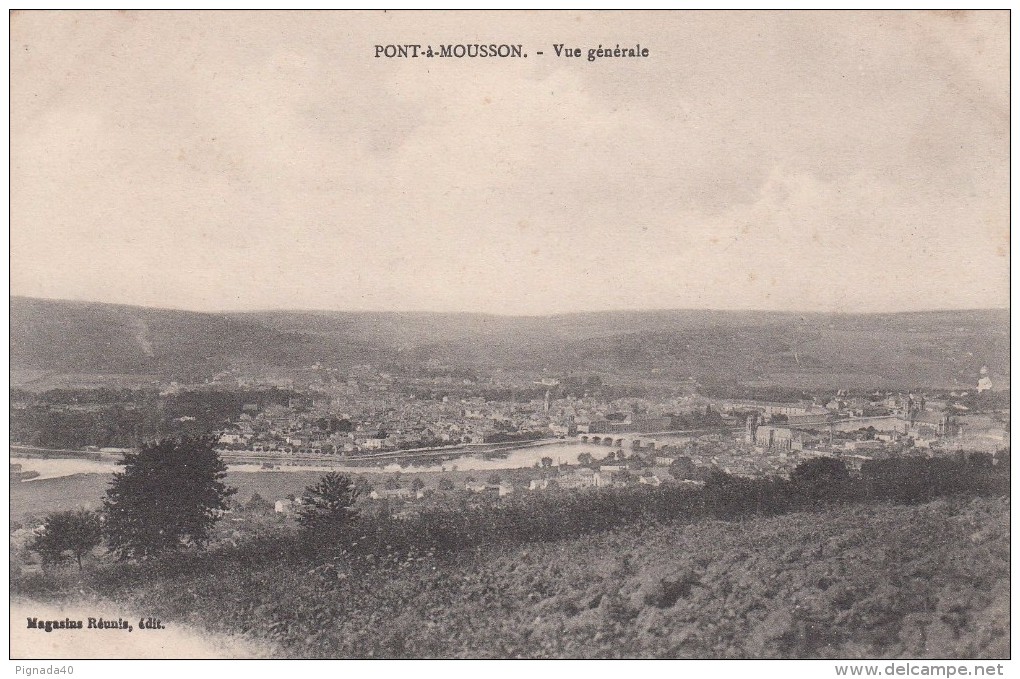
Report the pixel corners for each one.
[11,358,1008,519]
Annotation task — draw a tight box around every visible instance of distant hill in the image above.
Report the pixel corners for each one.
[10,297,384,384]
[566,311,1011,389]
[9,297,1009,390]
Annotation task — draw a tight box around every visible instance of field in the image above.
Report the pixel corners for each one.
[11,467,537,525]
[15,495,1009,659]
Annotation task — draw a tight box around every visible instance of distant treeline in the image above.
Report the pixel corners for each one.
[956,390,1011,412]
[699,383,1011,412]
[404,374,652,404]
[9,388,299,449]
[340,453,1009,558]
[482,431,545,444]
[186,452,1011,571]
[698,383,818,403]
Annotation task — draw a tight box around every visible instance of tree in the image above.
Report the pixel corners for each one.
[790,457,851,503]
[296,472,362,537]
[791,457,850,487]
[437,477,455,491]
[31,509,103,569]
[669,456,697,480]
[384,476,401,490]
[486,472,502,485]
[245,492,274,513]
[577,452,594,467]
[410,477,426,492]
[540,457,553,468]
[103,435,236,560]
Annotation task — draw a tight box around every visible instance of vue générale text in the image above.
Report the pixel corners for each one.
[374,44,650,62]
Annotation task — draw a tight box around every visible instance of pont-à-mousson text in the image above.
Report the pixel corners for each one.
[374,44,650,62]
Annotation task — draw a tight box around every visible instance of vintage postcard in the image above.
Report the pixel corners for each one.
[9,10,1010,665]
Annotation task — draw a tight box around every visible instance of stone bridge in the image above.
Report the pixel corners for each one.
[576,434,670,451]
[825,415,907,434]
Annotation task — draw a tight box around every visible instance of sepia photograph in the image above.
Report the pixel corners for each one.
[8,9,1010,664]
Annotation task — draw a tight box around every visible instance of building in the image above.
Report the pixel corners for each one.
[744,414,759,444]
[369,488,414,500]
[843,440,885,453]
[907,410,952,439]
[754,425,795,451]
[725,400,824,418]
[977,366,993,392]
[464,482,514,496]
[558,468,599,489]
[628,415,672,432]
[595,470,625,487]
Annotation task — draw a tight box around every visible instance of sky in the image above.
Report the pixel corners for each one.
[10,10,1010,315]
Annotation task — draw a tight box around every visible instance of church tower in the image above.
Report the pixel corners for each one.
[745,413,758,444]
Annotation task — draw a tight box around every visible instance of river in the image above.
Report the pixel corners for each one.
[10,436,695,480]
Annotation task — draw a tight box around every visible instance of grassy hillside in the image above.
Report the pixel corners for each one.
[10,296,1009,389]
[10,297,382,383]
[238,308,1010,388]
[575,315,1010,388]
[16,496,1008,659]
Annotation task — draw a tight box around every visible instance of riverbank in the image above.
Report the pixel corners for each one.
[10,437,594,482]
[219,436,567,465]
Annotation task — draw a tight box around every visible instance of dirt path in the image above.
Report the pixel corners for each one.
[11,598,273,659]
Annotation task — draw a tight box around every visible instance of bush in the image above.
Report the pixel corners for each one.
[31,509,103,569]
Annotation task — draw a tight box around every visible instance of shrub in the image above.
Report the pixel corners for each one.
[31,509,103,569]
